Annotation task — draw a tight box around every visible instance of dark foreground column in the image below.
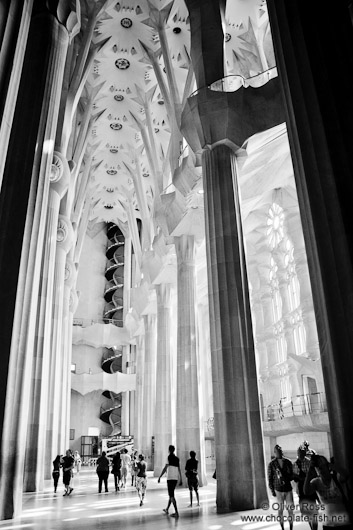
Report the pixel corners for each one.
[203,144,267,511]
[267,0,353,516]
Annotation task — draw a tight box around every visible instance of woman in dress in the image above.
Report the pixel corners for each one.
[62,449,75,496]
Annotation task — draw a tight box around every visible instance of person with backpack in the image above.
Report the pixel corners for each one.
[268,444,294,530]
[293,443,318,530]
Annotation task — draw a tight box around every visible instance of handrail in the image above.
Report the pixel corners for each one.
[263,392,327,421]
[73,317,122,327]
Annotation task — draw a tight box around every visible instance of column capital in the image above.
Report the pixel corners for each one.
[174,234,195,264]
[181,77,285,156]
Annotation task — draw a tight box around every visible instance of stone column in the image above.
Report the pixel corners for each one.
[140,314,157,469]
[0,0,34,185]
[175,235,207,486]
[134,332,145,453]
[203,144,267,511]
[153,283,174,476]
[49,215,74,457]
[0,6,70,519]
[267,1,353,508]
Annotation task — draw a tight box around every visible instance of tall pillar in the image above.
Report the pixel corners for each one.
[50,215,74,457]
[0,1,34,186]
[267,2,353,511]
[134,332,146,453]
[203,144,267,511]
[0,5,71,519]
[44,153,70,478]
[175,235,206,486]
[153,283,174,476]
[140,314,157,469]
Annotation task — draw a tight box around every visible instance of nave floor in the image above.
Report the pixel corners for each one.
[0,469,315,530]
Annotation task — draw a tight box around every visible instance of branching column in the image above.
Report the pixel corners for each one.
[175,235,206,486]
[203,144,267,511]
[140,314,156,469]
[153,283,174,476]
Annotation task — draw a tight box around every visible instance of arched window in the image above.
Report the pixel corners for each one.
[285,239,300,310]
[267,203,284,249]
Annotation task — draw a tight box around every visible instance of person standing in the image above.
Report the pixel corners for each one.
[268,444,294,530]
[74,450,82,473]
[96,451,110,493]
[111,451,121,492]
[158,445,182,518]
[52,455,62,493]
[120,448,131,489]
[304,454,351,529]
[136,454,147,506]
[185,450,200,507]
[293,444,318,530]
[62,449,75,496]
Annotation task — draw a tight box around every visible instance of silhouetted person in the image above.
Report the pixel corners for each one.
[158,445,182,518]
[52,455,61,493]
[62,449,74,496]
[111,451,121,492]
[96,451,110,493]
[185,450,200,507]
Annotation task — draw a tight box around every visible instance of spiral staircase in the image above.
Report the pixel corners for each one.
[100,223,127,434]
[103,223,124,326]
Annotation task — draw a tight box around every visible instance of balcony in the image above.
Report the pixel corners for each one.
[262,392,329,437]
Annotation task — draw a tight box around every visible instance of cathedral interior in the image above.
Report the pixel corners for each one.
[0,0,353,526]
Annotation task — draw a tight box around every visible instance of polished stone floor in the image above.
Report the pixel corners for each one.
[0,469,316,530]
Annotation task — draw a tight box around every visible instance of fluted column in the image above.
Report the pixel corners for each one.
[203,144,267,511]
[50,215,74,456]
[0,1,34,186]
[140,314,157,469]
[0,6,70,519]
[134,332,146,453]
[175,235,206,486]
[153,283,174,476]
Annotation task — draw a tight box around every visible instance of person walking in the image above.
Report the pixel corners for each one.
[96,451,110,493]
[111,450,122,492]
[136,454,147,506]
[62,449,75,496]
[185,450,200,507]
[293,444,318,530]
[52,455,62,493]
[304,454,351,529]
[268,444,294,530]
[131,450,139,486]
[158,445,182,518]
[120,448,131,489]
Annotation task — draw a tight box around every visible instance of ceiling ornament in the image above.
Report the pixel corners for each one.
[115,58,131,70]
[121,17,133,28]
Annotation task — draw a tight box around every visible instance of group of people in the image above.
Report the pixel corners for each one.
[52,449,81,496]
[268,441,351,530]
[52,444,200,515]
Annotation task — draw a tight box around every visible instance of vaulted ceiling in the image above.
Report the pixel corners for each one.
[83,0,277,240]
